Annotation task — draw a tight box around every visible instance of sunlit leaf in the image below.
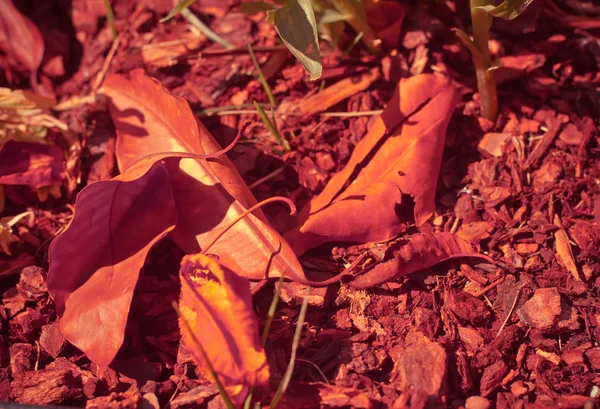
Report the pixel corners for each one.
[285,74,459,255]
[473,0,534,20]
[179,254,269,406]
[269,0,322,80]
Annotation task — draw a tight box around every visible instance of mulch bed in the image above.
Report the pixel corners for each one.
[1,0,600,408]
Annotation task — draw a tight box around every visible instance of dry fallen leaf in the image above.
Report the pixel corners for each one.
[0,0,44,88]
[285,74,459,255]
[48,160,178,369]
[347,232,490,289]
[102,69,305,282]
[178,254,269,406]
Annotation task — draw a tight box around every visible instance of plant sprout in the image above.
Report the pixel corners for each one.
[454,0,534,121]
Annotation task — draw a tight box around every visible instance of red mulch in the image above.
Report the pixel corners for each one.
[1,0,600,408]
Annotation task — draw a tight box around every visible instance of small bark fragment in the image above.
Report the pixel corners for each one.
[553,214,581,281]
[11,368,82,405]
[517,287,562,331]
[392,332,447,403]
[296,68,381,115]
[480,360,508,397]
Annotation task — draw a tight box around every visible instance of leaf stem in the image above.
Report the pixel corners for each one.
[269,286,310,408]
[201,196,296,255]
[180,8,233,49]
[470,0,498,121]
[248,44,277,107]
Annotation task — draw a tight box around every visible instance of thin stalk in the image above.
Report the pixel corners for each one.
[244,274,286,409]
[254,101,290,152]
[269,287,310,408]
[470,0,498,121]
[201,196,296,255]
[248,44,277,107]
[180,8,233,49]
[261,275,286,347]
[103,0,117,39]
[173,302,236,409]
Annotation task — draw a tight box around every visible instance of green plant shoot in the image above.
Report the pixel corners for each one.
[454,0,534,122]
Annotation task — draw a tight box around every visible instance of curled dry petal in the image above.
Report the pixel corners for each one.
[48,160,178,369]
[285,74,459,255]
[102,69,305,282]
[348,232,492,289]
[179,254,269,406]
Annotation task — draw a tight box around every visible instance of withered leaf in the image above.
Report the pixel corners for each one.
[348,232,490,289]
[285,74,459,255]
[0,0,44,83]
[48,160,178,369]
[179,254,269,406]
[102,69,305,282]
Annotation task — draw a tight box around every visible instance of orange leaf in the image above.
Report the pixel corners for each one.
[285,74,459,255]
[47,160,178,369]
[0,141,65,189]
[179,254,269,405]
[348,232,491,288]
[0,0,44,82]
[102,69,305,282]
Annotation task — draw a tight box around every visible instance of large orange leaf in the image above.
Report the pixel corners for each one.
[102,69,305,282]
[178,254,269,406]
[285,74,459,255]
[47,160,178,369]
[347,232,492,288]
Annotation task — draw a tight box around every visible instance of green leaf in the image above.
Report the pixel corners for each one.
[473,0,534,20]
[239,1,279,15]
[160,0,197,22]
[269,0,322,80]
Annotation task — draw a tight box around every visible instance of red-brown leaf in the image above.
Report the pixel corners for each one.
[0,141,64,189]
[179,254,269,406]
[0,0,44,77]
[47,160,177,369]
[348,232,490,289]
[102,69,305,282]
[285,74,459,255]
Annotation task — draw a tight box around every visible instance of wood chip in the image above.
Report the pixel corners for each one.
[553,214,582,281]
[296,68,381,115]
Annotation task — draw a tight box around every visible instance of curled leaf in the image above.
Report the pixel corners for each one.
[179,254,269,406]
[0,0,44,85]
[48,160,178,369]
[348,232,491,289]
[269,0,322,80]
[102,69,305,282]
[285,74,459,255]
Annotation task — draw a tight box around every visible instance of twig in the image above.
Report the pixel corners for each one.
[249,167,286,190]
[92,35,121,93]
[497,286,521,337]
[180,8,232,49]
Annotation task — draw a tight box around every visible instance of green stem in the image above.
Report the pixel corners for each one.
[470,0,498,121]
